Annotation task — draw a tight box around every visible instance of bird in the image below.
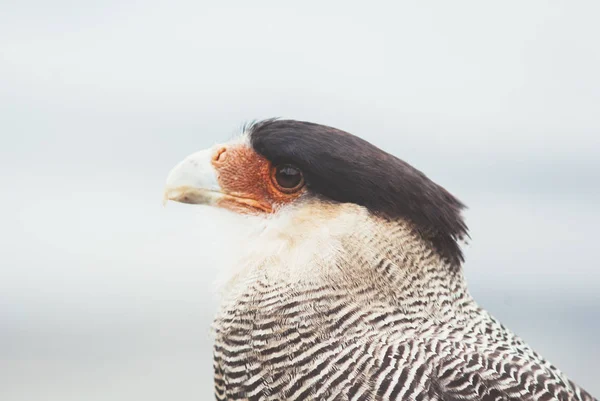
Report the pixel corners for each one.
[164,119,596,401]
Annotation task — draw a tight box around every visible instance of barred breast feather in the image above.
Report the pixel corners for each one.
[212,204,595,401]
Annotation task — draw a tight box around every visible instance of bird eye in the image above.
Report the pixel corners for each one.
[273,164,304,192]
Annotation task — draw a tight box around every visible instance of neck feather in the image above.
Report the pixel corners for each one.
[219,201,473,320]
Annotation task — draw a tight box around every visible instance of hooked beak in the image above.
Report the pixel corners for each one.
[163,147,223,206]
[164,143,275,214]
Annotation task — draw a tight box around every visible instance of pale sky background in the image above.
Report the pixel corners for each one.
[1,1,599,400]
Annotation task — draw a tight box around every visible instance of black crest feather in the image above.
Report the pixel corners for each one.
[249,119,468,266]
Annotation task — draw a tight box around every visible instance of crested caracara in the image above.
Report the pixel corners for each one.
[164,119,595,401]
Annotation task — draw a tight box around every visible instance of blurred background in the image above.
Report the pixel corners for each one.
[1,1,599,400]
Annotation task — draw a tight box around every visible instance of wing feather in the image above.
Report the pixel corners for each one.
[429,342,596,401]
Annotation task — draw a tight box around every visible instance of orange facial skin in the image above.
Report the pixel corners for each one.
[211,144,305,214]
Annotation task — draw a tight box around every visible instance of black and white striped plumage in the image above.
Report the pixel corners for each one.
[164,119,596,401]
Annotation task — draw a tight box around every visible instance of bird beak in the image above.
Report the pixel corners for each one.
[163,148,223,206]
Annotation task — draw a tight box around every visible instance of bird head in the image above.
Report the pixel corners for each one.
[164,119,467,267]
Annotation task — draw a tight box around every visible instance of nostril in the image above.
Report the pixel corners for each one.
[213,147,227,163]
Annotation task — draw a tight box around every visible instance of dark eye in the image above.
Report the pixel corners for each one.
[273,164,304,191]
